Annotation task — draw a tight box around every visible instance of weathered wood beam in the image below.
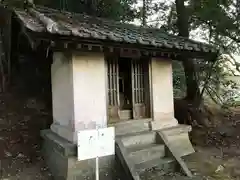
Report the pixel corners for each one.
[21,30,38,50]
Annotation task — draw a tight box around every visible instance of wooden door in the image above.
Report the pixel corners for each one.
[131,58,150,119]
[107,56,119,122]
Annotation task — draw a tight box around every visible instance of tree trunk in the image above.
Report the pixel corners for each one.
[142,0,147,26]
[85,0,98,15]
[174,0,205,126]
[175,0,189,37]
[182,59,200,102]
[175,0,200,102]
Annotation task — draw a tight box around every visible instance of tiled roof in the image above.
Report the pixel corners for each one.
[14,6,217,53]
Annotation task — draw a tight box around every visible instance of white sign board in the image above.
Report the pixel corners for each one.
[98,128,115,157]
[77,127,115,161]
[77,129,98,161]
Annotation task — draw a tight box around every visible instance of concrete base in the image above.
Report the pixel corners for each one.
[160,125,195,157]
[50,122,78,144]
[150,118,178,130]
[113,119,151,136]
[41,130,115,180]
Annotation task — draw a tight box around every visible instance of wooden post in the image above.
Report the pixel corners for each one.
[0,6,12,92]
[0,32,5,92]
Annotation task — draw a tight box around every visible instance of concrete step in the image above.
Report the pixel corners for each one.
[140,172,201,180]
[160,125,192,137]
[120,131,157,147]
[119,110,133,120]
[135,157,176,173]
[159,125,195,157]
[114,119,151,136]
[128,144,165,165]
[114,124,195,180]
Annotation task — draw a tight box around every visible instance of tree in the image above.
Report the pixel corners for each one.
[41,0,138,22]
[4,0,137,22]
[175,0,202,103]
[138,0,202,103]
[139,0,240,125]
[94,0,137,21]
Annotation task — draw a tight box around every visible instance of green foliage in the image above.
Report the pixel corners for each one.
[172,55,239,108]
[4,0,138,22]
[172,60,186,98]
[36,0,138,21]
[188,0,240,107]
[95,0,138,21]
[139,0,240,107]
[197,56,239,108]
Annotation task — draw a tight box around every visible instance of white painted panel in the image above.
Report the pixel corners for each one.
[151,58,175,120]
[97,127,115,157]
[51,52,74,128]
[77,129,98,161]
[72,52,107,131]
[77,127,115,161]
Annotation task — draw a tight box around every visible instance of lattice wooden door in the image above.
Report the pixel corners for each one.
[107,57,119,122]
[131,59,150,119]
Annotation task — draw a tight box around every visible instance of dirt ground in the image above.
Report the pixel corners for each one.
[0,92,52,180]
[1,92,240,179]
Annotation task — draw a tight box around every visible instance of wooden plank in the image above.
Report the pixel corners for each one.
[116,57,120,109]
[144,58,151,118]
[7,13,11,85]
[114,57,118,105]
[137,61,140,103]
[109,58,113,105]
[0,6,12,88]
[131,59,137,119]
[0,6,9,27]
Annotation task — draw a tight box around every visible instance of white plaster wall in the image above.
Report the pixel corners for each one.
[51,52,74,128]
[51,52,107,143]
[151,58,178,129]
[72,52,107,131]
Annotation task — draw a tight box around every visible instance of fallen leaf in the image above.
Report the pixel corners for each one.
[4,151,12,157]
[16,153,25,158]
[215,165,225,173]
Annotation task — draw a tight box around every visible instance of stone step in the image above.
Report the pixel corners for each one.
[120,131,157,147]
[158,125,195,157]
[119,110,133,120]
[135,157,176,173]
[114,119,151,136]
[128,144,165,164]
[140,172,201,180]
[160,125,192,136]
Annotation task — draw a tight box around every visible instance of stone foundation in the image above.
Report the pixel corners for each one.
[41,130,115,180]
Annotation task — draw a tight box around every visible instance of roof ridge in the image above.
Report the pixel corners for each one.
[33,5,164,33]
[13,6,218,55]
[32,5,214,48]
